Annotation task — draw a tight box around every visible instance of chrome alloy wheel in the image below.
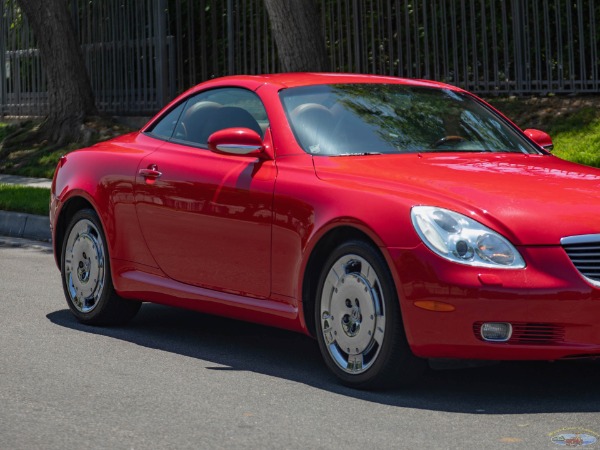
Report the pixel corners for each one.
[319,254,385,374]
[64,219,106,313]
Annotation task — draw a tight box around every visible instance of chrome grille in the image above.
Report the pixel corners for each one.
[510,323,565,345]
[561,234,600,286]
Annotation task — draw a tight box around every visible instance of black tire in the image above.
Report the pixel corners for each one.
[315,240,426,389]
[61,209,141,325]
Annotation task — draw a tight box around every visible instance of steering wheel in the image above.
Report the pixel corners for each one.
[431,135,467,149]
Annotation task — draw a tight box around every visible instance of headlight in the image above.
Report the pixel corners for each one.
[411,206,525,268]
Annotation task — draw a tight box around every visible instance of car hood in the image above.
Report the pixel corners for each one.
[313,153,600,246]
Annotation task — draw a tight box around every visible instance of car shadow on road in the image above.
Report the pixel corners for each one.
[47,303,600,414]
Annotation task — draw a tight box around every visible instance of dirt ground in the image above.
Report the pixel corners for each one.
[487,94,600,130]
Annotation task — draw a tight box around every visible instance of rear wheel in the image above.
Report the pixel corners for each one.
[61,209,141,325]
[315,240,425,389]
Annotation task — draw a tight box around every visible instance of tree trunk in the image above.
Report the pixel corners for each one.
[263,0,330,72]
[14,0,97,147]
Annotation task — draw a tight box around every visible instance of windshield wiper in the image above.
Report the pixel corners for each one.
[419,148,494,153]
[332,152,383,156]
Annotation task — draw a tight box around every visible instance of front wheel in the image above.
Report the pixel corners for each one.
[315,240,425,389]
[61,209,141,325]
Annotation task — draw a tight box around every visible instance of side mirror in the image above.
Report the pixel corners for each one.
[207,127,266,158]
[524,128,554,152]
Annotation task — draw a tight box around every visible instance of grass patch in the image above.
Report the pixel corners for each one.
[0,119,133,178]
[0,119,134,217]
[488,95,600,167]
[551,119,600,167]
[0,122,14,142]
[9,147,68,178]
[0,184,50,216]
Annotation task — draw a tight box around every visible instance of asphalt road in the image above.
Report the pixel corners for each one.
[1,237,600,450]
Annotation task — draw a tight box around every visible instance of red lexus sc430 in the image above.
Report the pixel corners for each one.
[50,73,600,389]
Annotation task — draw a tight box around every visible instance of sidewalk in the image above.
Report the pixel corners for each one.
[0,174,52,242]
[0,174,52,189]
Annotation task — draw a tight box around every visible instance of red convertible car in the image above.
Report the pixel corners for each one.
[51,73,600,389]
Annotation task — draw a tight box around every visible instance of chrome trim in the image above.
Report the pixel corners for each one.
[561,234,600,288]
[215,144,262,155]
[64,219,106,313]
[320,254,385,375]
[561,234,600,246]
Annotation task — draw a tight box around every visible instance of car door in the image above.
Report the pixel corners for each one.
[134,87,275,298]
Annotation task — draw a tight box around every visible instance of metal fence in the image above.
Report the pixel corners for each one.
[1,0,599,117]
[72,0,176,114]
[0,0,178,116]
[324,0,600,93]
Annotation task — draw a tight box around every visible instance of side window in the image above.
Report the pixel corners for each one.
[173,88,268,147]
[146,101,186,140]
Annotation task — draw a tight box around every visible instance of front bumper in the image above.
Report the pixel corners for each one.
[389,245,600,360]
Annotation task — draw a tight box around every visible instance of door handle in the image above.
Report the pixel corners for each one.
[139,165,162,180]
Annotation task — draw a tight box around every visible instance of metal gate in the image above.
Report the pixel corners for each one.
[1,0,599,117]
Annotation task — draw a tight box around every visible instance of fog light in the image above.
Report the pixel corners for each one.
[480,322,512,342]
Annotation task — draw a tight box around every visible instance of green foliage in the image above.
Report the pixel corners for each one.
[0,122,15,142]
[0,119,132,178]
[489,96,600,168]
[551,119,600,168]
[0,184,50,216]
[3,1,28,49]
[0,120,59,178]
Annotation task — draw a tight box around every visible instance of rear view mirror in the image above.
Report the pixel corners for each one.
[524,129,554,152]
[207,128,266,158]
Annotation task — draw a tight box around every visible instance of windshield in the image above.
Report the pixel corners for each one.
[280,84,540,156]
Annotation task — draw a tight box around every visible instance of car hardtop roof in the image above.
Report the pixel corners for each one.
[146,73,468,132]
[199,72,461,91]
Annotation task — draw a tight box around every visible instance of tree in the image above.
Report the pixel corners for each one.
[263,0,330,72]
[7,0,97,149]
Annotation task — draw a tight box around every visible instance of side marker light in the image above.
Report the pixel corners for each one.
[413,301,456,312]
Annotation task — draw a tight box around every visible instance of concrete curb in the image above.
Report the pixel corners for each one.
[0,210,51,242]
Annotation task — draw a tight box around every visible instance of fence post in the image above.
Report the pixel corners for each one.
[155,0,169,108]
[0,8,5,117]
[511,0,525,94]
[227,0,234,74]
